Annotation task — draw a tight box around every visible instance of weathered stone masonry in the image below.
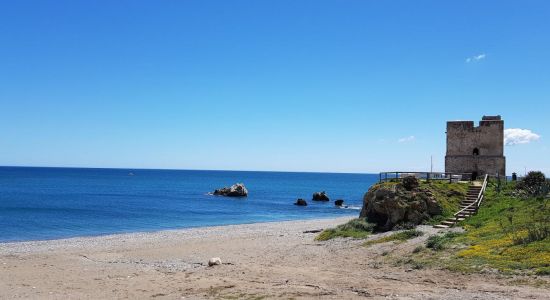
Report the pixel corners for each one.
[445,116,506,177]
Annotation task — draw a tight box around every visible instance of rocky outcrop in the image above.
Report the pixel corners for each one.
[213,183,248,197]
[334,199,344,207]
[294,199,308,206]
[312,191,330,201]
[360,182,443,231]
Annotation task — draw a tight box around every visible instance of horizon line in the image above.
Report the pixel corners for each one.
[0,165,383,176]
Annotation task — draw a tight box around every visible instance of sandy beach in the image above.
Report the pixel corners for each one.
[1,217,548,299]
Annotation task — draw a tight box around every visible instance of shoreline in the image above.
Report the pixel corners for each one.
[0,215,358,249]
[0,216,355,254]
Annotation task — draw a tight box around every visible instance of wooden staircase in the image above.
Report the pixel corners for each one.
[434,174,488,229]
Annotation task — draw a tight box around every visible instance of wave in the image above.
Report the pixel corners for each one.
[338,205,362,210]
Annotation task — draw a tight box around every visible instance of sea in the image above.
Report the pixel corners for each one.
[0,167,378,242]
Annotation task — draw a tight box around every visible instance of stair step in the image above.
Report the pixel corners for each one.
[434,224,450,229]
[446,217,466,222]
[441,221,455,226]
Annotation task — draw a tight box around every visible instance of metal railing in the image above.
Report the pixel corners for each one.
[379,171,474,184]
[453,174,489,222]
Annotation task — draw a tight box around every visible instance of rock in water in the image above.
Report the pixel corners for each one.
[295,199,308,206]
[208,257,222,267]
[334,199,344,206]
[213,183,248,197]
[312,191,330,201]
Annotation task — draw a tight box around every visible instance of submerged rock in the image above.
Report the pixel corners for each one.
[334,199,345,207]
[359,183,443,231]
[312,191,330,201]
[213,183,248,197]
[295,199,308,206]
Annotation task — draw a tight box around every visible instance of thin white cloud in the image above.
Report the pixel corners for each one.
[504,128,540,146]
[466,53,486,63]
[398,136,416,143]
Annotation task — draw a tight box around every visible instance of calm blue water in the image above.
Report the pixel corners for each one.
[0,167,377,242]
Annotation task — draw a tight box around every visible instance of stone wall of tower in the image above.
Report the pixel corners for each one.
[445,116,506,176]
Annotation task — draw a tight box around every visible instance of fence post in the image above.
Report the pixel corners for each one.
[497,172,501,193]
[379,173,382,183]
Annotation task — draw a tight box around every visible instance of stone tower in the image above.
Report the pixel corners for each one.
[445,116,506,178]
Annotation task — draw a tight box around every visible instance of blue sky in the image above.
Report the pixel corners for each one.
[0,1,548,174]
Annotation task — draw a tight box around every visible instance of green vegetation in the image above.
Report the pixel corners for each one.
[409,175,550,275]
[516,171,550,198]
[316,180,467,241]
[315,218,375,241]
[363,229,424,247]
[421,180,468,224]
[378,179,468,223]
[318,174,549,276]
[402,176,420,190]
[425,232,462,251]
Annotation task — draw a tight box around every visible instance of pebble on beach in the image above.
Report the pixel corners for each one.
[208,257,222,267]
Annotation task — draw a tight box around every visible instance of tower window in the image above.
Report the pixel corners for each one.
[473,148,480,156]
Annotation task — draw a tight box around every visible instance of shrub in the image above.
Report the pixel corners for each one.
[339,218,376,232]
[426,232,462,251]
[523,171,546,188]
[517,171,548,198]
[535,267,550,276]
[402,176,419,191]
[315,218,375,241]
[412,245,424,253]
[408,259,426,270]
[398,229,424,239]
[363,229,424,247]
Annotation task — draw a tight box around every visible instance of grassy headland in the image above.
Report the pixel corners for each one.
[316,179,468,241]
[410,179,550,275]
[317,174,550,277]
